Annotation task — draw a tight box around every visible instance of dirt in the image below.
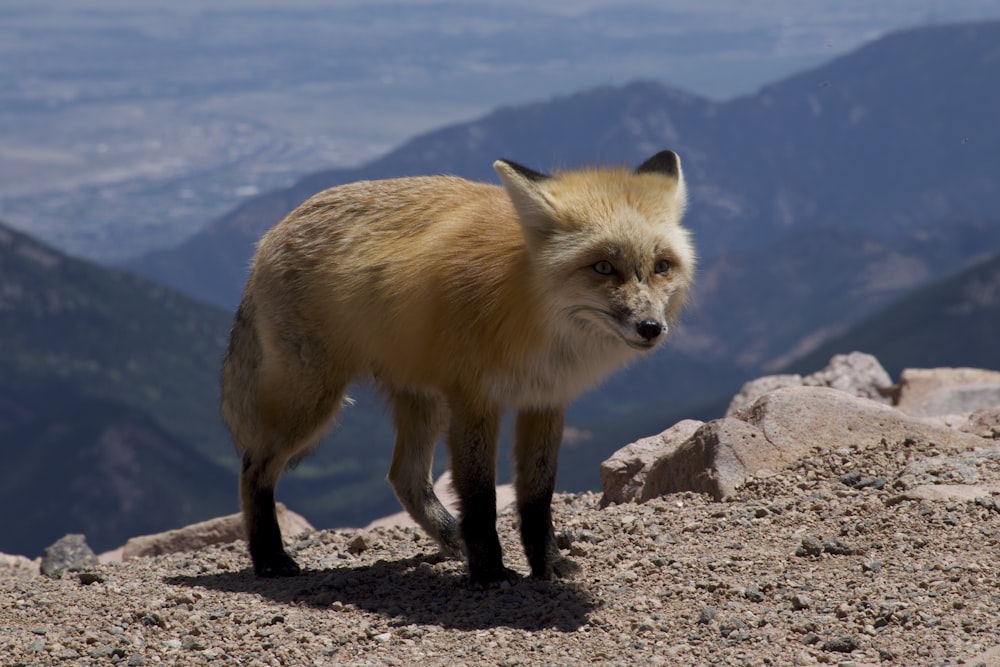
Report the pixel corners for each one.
[4,439,1000,666]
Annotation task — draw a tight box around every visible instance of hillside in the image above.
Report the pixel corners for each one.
[0,222,231,459]
[0,387,237,556]
[129,20,1000,310]
[0,222,246,554]
[786,252,1000,377]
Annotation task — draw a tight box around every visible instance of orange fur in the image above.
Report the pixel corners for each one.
[221,152,695,581]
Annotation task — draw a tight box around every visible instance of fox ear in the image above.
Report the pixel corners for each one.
[494,159,557,234]
[636,150,687,210]
[636,150,681,179]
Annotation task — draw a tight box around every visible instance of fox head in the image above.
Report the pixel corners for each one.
[494,151,695,353]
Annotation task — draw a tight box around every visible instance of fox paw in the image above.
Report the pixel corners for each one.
[468,564,520,588]
[531,555,581,581]
[253,551,302,577]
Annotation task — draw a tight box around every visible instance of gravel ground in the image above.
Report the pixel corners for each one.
[4,439,1000,666]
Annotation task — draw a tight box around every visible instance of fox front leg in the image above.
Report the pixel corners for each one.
[446,399,518,585]
[514,407,580,579]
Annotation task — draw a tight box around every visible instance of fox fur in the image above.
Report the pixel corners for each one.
[220,151,695,583]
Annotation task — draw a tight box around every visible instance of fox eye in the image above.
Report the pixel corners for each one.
[654,259,671,275]
[592,260,615,275]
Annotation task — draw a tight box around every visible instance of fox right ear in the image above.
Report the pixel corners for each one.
[636,150,681,179]
[494,159,557,232]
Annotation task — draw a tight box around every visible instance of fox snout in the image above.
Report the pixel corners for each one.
[636,319,663,341]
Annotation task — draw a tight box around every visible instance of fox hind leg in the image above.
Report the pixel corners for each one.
[241,450,304,577]
[235,354,349,576]
[387,390,462,557]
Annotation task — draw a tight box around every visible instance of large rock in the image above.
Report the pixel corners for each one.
[611,385,989,504]
[599,420,703,507]
[801,352,894,404]
[741,386,985,457]
[895,367,1000,417]
[40,534,99,578]
[638,419,775,501]
[726,352,893,417]
[121,503,313,560]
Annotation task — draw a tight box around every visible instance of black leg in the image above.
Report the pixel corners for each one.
[242,454,301,577]
[514,407,578,579]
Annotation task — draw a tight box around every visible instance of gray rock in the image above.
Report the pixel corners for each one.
[795,536,824,557]
[896,367,1000,417]
[821,634,859,653]
[599,420,703,506]
[802,352,894,404]
[40,534,98,578]
[697,607,717,624]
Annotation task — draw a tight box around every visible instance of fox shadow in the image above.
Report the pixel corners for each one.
[164,553,596,632]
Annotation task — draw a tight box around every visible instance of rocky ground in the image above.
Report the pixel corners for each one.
[4,436,1000,666]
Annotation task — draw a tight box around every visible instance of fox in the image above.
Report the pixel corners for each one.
[220,150,695,584]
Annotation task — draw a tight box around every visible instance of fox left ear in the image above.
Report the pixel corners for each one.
[636,150,681,179]
[494,159,557,235]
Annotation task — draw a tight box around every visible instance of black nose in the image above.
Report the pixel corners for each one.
[636,319,663,341]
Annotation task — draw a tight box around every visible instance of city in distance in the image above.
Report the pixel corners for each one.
[2,0,999,260]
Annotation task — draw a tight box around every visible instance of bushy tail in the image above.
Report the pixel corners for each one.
[220,295,261,453]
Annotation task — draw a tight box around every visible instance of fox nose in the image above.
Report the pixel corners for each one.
[636,319,663,341]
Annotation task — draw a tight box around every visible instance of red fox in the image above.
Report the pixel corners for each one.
[221,151,694,584]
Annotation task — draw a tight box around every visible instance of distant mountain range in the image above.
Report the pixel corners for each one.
[129,20,1000,310]
[788,252,1000,377]
[0,222,236,555]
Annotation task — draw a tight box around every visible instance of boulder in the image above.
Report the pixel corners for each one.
[801,352,894,404]
[40,534,99,578]
[893,446,1000,490]
[122,503,313,560]
[638,419,774,501]
[741,386,985,457]
[895,367,1000,417]
[613,386,988,504]
[725,352,894,418]
[599,420,703,506]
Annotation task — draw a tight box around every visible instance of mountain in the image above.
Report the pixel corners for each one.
[0,386,237,556]
[0,222,232,461]
[785,252,1000,378]
[672,218,1000,372]
[129,20,1000,311]
[0,221,247,555]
